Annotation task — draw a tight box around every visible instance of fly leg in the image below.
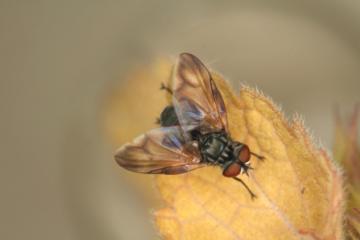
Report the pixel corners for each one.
[240,163,253,176]
[157,82,173,125]
[233,176,257,200]
[160,82,173,95]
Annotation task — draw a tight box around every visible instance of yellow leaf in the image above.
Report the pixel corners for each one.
[333,107,360,238]
[105,55,345,240]
[334,107,360,203]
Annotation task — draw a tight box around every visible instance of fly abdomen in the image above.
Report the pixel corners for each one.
[159,105,179,127]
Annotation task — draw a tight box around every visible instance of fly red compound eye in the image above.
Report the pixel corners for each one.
[223,162,241,177]
[238,145,250,163]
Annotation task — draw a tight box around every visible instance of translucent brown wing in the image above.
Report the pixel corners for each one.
[114,126,205,174]
[172,53,228,134]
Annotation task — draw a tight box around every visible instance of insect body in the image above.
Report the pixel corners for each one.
[196,131,252,175]
[158,86,255,177]
[115,53,263,199]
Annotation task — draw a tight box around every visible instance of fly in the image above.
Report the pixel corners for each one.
[115,53,264,199]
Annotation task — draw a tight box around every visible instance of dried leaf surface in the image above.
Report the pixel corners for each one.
[334,107,360,239]
[154,73,344,240]
[105,58,345,240]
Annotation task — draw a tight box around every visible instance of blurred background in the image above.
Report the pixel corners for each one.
[1,1,360,239]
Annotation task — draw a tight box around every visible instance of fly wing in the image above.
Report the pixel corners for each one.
[172,53,228,133]
[115,126,204,174]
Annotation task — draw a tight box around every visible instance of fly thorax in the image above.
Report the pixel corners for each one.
[199,132,229,163]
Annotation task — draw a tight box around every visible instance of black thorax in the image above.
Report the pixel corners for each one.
[191,130,235,166]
